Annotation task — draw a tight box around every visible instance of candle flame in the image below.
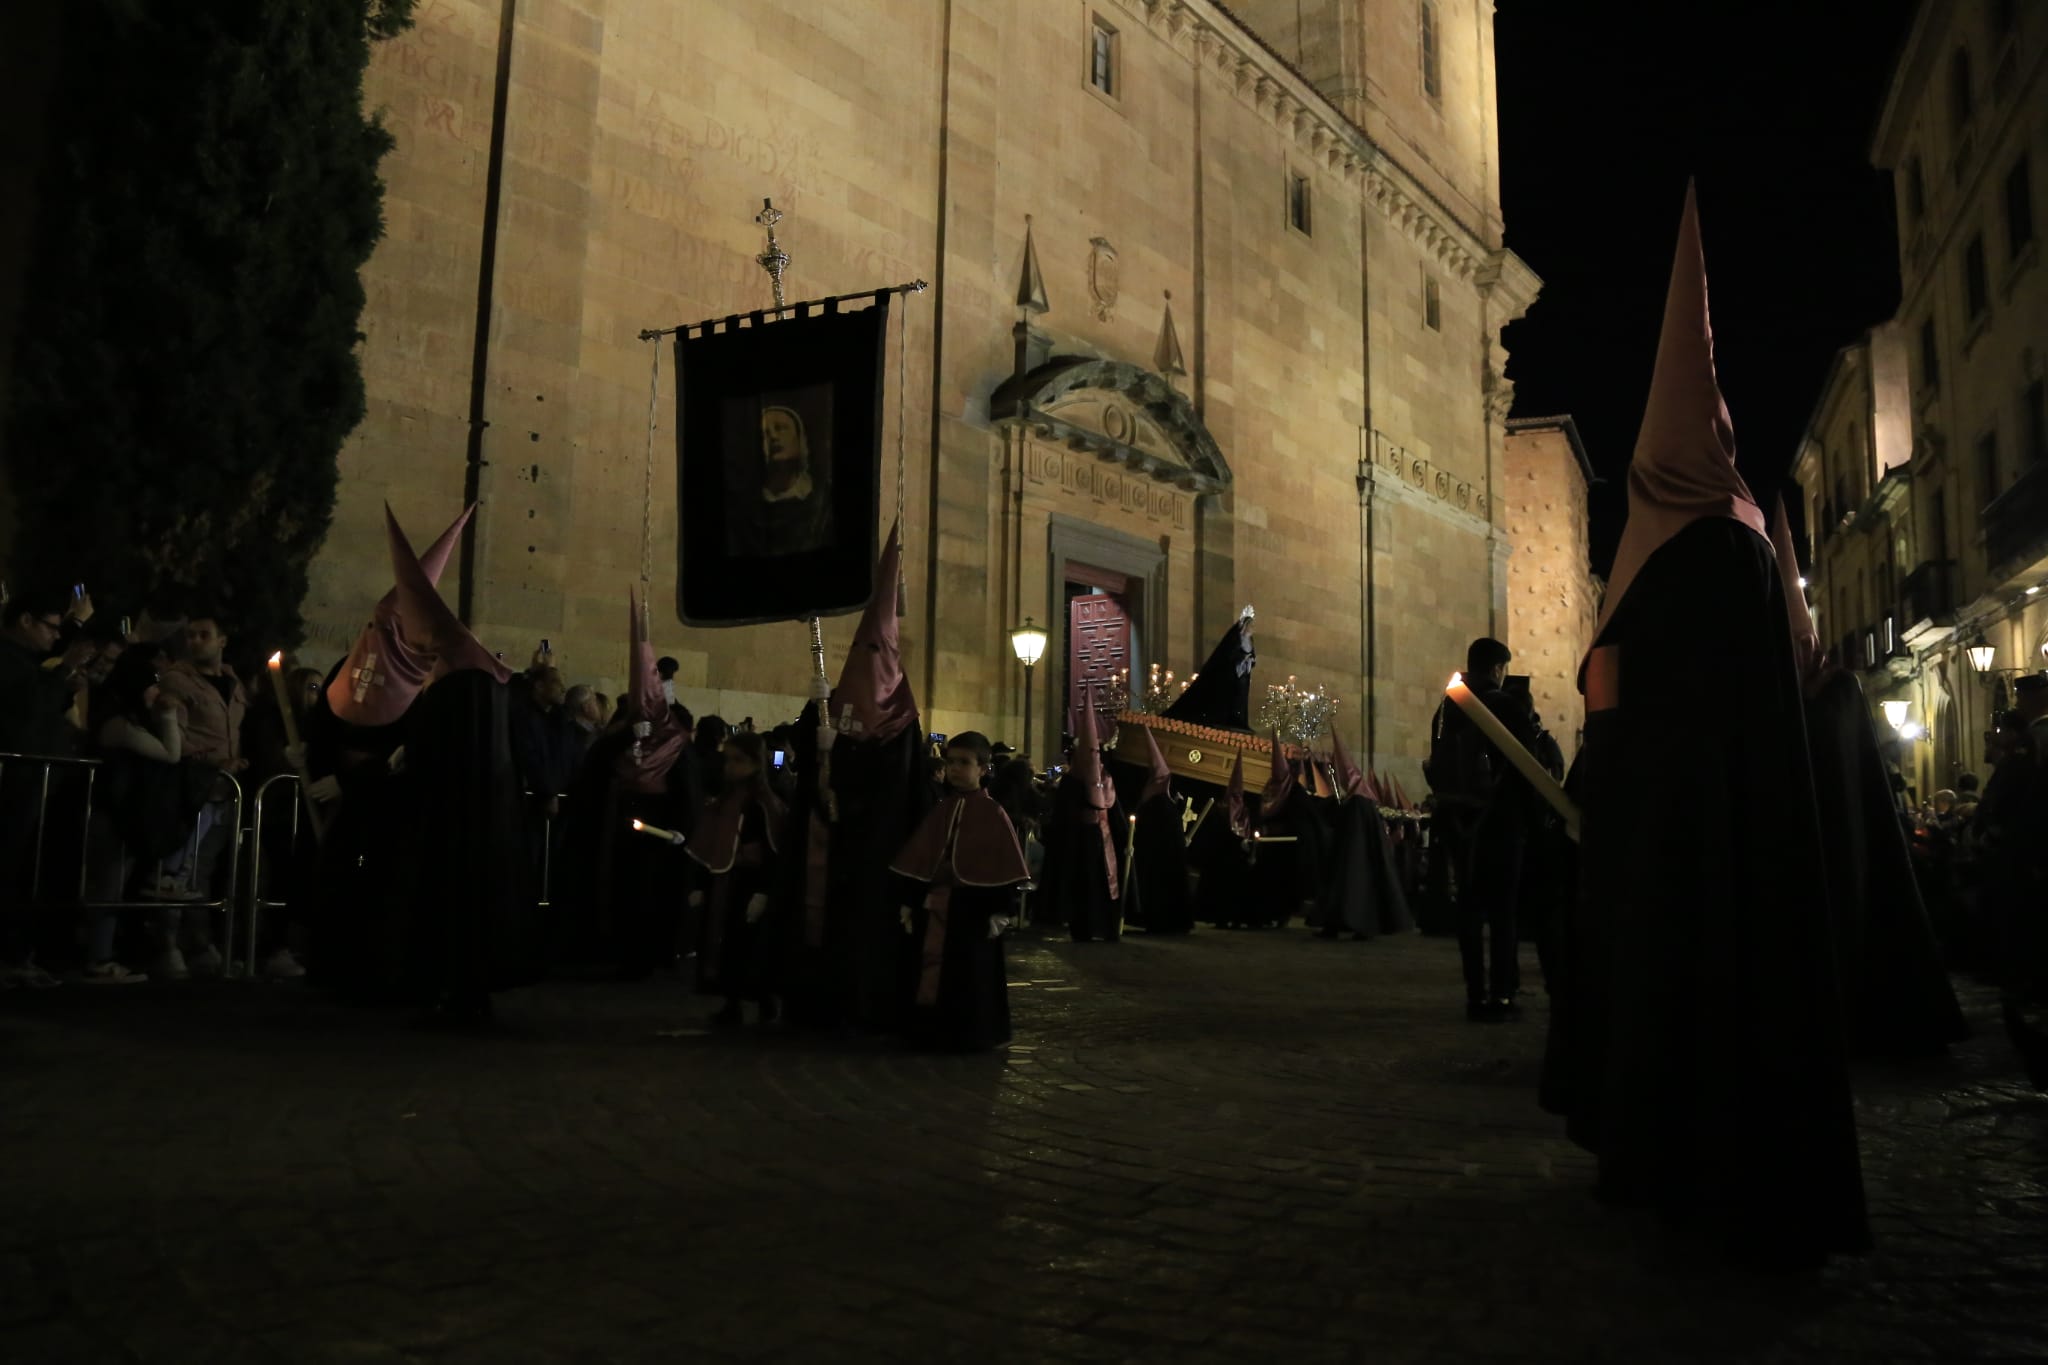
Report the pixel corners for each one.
[268,651,283,667]
[631,819,646,831]
[1448,672,1463,688]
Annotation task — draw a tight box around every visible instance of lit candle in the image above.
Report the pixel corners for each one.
[1445,673,1580,842]
[268,652,327,842]
[631,817,682,843]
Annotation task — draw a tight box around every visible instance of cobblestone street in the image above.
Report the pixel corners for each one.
[3,927,2043,1364]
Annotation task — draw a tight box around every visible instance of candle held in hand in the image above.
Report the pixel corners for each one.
[1445,673,1580,842]
[630,818,683,843]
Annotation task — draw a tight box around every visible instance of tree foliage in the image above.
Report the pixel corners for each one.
[4,0,416,656]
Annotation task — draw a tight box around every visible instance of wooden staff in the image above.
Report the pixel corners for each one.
[267,653,327,844]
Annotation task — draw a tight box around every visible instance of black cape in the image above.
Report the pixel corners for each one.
[1804,668,1968,1056]
[896,878,1015,1052]
[1318,797,1414,938]
[400,670,541,1005]
[821,719,932,1028]
[1540,517,1869,1265]
[1126,793,1195,933]
[1162,617,1255,731]
[774,702,842,1026]
[303,663,414,998]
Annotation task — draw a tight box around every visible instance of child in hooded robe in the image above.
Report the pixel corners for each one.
[891,732,1031,1051]
[684,731,787,1026]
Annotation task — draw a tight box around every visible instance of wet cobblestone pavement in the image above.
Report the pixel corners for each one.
[3,927,2044,1364]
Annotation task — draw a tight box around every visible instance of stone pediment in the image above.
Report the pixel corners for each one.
[989,355,1232,496]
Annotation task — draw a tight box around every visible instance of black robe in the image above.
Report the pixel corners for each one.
[400,670,540,1008]
[303,666,413,999]
[1126,793,1194,934]
[1541,517,1869,1265]
[890,791,1025,1053]
[1319,797,1415,938]
[1190,794,1256,928]
[774,703,842,1027]
[822,721,931,1029]
[693,803,779,1002]
[1804,669,1968,1056]
[1038,771,1123,942]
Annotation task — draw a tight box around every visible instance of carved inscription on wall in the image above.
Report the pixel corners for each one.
[1026,442,1190,530]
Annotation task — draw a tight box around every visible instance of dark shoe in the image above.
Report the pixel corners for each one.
[1492,997,1522,1021]
[1466,999,1499,1023]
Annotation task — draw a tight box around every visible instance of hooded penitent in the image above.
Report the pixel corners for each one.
[1587,181,1767,659]
[1126,723,1195,935]
[1540,182,1868,1266]
[1318,726,1414,938]
[830,522,917,744]
[327,504,475,726]
[1071,700,1120,902]
[1260,732,1296,821]
[1226,749,1248,837]
[615,585,687,795]
[1330,727,1372,802]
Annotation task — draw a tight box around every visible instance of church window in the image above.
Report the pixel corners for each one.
[1088,15,1119,99]
[1288,172,1312,236]
[2006,155,2034,260]
[1963,233,1989,320]
[1423,275,1441,331]
[1420,1,1442,101]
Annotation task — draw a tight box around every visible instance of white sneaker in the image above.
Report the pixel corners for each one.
[262,949,306,980]
[78,962,148,985]
[154,947,190,981]
[186,945,224,978]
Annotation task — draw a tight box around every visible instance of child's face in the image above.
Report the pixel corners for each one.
[943,748,986,792]
[723,746,760,783]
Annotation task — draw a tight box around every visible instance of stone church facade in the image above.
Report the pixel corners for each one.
[320,0,1542,782]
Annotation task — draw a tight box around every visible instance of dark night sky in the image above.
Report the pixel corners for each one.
[1494,0,1922,574]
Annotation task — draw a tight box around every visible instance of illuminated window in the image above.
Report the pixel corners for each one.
[1420,1,1441,101]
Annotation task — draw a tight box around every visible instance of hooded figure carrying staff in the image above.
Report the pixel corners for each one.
[1538,184,1869,1268]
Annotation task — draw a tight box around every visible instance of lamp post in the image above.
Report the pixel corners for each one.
[1010,617,1048,761]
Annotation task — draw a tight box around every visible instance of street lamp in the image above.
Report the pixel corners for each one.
[1880,699,1911,732]
[1010,617,1048,761]
[1966,635,1997,673]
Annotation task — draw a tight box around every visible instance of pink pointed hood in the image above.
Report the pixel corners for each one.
[1330,727,1372,801]
[1260,730,1296,817]
[830,523,918,743]
[387,505,512,686]
[1589,181,1768,657]
[1226,749,1249,838]
[1769,497,1822,683]
[615,584,687,793]
[326,504,476,725]
[1139,724,1173,804]
[1071,695,1114,811]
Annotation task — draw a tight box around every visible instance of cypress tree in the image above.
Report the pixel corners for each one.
[3,0,415,659]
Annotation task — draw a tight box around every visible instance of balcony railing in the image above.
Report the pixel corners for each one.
[1900,559,1958,628]
[1985,465,2048,577]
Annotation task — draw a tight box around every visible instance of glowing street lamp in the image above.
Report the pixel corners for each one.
[1966,636,1997,673]
[1880,699,1910,733]
[1010,618,1049,760]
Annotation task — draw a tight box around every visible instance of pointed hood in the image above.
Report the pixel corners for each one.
[1139,723,1173,804]
[1330,727,1372,801]
[830,522,918,743]
[1770,497,1822,683]
[615,584,687,792]
[1226,749,1249,838]
[387,505,512,686]
[1071,694,1114,811]
[1590,181,1768,655]
[1260,730,1296,817]
[1306,753,1334,800]
[1391,775,1415,811]
[326,504,478,725]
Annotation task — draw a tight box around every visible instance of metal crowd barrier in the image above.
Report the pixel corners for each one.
[1,750,242,972]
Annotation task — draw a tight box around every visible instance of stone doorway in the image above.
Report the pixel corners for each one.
[1065,567,1133,744]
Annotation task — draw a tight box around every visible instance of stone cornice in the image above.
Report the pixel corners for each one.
[1361,431,1492,538]
[1109,0,1496,286]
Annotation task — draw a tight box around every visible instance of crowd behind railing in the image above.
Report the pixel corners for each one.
[0,583,1092,989]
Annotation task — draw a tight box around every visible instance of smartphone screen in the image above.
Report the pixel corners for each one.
[772,750,786,770]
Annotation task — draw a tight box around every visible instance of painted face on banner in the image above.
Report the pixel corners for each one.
[760,406,808,499]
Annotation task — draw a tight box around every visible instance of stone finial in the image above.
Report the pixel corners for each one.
[1016,215,1049,316]
[1154,290,1187,383]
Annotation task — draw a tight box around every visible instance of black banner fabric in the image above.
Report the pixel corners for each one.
[674,298,889,626]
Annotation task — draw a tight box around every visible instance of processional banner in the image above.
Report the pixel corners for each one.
[673,296,890,626]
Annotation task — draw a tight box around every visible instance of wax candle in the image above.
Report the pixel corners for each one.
[1445,672,1580,842]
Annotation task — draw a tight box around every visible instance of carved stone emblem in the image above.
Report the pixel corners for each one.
[1088,237,1120,320]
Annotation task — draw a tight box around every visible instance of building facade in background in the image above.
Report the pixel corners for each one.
[318,0,1546,783]
[1797,0,2047,798]
[1501,415,1596,760]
